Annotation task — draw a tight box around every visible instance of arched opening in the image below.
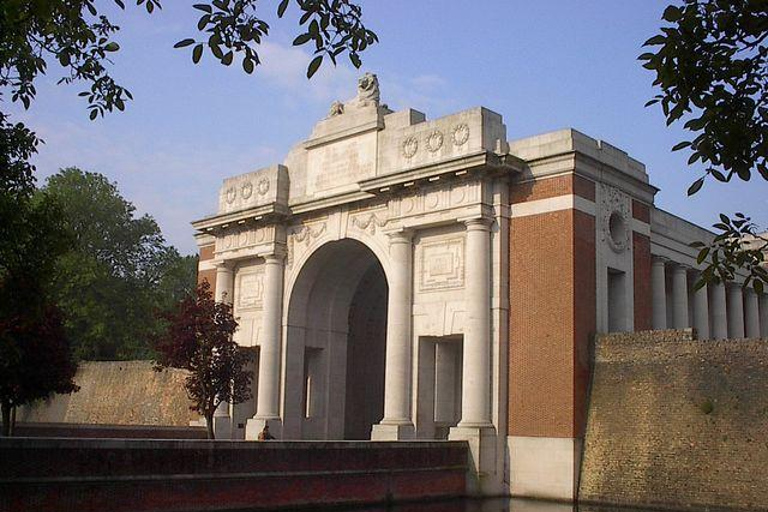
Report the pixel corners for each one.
[284,239,388,440]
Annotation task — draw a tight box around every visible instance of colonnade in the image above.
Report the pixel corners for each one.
[651,256,768,339]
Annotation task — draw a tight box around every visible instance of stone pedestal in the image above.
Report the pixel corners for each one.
[370,423,415,441]
[449,426,498,495]
[245,417,283,440]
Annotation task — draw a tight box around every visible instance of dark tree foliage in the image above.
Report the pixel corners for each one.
[154,281,252,439]
[0,305,79,436]
[43,168,198,360]
[640,0,768,291]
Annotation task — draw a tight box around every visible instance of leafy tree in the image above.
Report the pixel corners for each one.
[0,304,79,436]
[640,0,768,292]
[0,193,78,436]
[42,168,197,360]
[153,281,252,439]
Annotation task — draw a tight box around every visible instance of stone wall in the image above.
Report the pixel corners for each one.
[579,329,768,510]
[18,361,197,427]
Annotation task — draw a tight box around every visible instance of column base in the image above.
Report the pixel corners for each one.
[213,415,232,440]
[370,422,415,441]
[449,425,498,496]
[245,417,283,440]
[508,435,581,501]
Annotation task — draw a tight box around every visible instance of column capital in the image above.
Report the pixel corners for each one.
[263,246,287,264]
[214,259,235,271]
[388,229,414,244]
[651,255,669,265]
[464,217,493,232]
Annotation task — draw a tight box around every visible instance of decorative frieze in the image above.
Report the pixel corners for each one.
[286,220,327,268]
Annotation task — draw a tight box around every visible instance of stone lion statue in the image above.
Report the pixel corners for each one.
[356,72,380,106]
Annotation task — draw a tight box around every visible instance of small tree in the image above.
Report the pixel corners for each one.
[0,305,79,437]
[154,281,252,439]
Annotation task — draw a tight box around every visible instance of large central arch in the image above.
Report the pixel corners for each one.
[283,239,388,440]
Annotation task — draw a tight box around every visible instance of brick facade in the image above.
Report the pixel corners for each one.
[509,201,596,438]
[632,233,652,331]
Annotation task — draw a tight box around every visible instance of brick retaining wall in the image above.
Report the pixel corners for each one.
[579,329,768,511]
[0,439,468,512]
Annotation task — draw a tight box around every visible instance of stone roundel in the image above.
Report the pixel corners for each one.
[426,130,444,152]
[402,136,419,158]
[226,186,237,204]
[241,181,253,200]
[452,124,470,146]
[257,178,270,196]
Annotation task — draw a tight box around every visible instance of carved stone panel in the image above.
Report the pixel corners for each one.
[599,183,631,254]
[419,237,465,292]
[237,270,264,310]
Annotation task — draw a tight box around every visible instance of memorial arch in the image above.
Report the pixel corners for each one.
[193,73,768,498]
[283,238,388,440]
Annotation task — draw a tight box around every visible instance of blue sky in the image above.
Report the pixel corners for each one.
[10,0,767,254]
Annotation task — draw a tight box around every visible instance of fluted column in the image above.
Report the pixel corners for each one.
[255,250,285,421]
[711,283,728,339]
[692,278,710,340]
[380,231,414,425]
[744,288,760,338]
[671,264,690,329]
[651,257,667,330]
[760,293,768,338]
[727,284,745,339]
[459,218,492,427]
[215,261,234,303]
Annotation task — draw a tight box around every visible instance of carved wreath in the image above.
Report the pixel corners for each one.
[601,184,631,253]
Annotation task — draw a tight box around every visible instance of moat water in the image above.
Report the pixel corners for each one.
[231,498,681,512]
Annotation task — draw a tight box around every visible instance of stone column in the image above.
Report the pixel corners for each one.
[258,252,285,417]
[651,257,667,330]
[459,218,493,427]
[711,282,728,339]
[372,231,415,439]
[671,264,690,329]
[760,293,768,338]
[213,261,234,438]
[692,277,710,340]
[727,284,745,339]
[215,261,234,303]
[744,288,760,338]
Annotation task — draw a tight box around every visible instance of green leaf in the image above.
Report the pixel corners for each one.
[193,3,212,13]
[687,177,704,196]
[671,141,691,151]
[89,109,98,121]
[221,51,233,66]
[243,57,254,74]
[307,55,322,79]
[293,33,312,46]
[104,42,120,52]
[662,5,682,21]
[174,39,196,49]
[192,44,203,64]
[277,0,289,18]
[643,35,667,46]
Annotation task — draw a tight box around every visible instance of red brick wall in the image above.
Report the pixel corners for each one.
[633,232,652,331]
[0,439,467,512]
[632,200,650,223]
[510,175,595,204]
[197,243,216,288]
[508,177,596,439]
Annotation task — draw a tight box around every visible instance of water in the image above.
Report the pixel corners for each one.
[232,498,678,512]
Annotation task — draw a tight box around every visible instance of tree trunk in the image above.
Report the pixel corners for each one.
[205,412,215,439]
[1,402,11,437]
[9,406,15,437]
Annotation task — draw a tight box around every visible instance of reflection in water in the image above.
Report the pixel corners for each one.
[339,498,669,512]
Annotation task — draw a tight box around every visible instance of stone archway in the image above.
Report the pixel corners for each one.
[283,239,388,440]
